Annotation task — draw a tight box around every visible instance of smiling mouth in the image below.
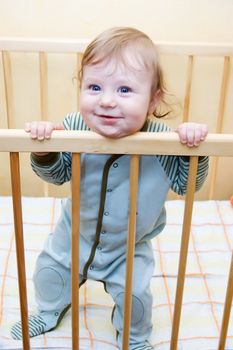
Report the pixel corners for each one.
[97,114,122,119]
[101,115,114,119]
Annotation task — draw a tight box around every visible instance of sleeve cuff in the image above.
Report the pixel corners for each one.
[31,152,60,166]
[180,155,207,162]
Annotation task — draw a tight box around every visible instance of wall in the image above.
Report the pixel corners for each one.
[0,0,233,199]
[1,0,233,42]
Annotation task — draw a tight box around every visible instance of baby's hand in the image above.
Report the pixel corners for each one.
[25,121,64,140]
[24,121,64,156]
[176,122,208,147]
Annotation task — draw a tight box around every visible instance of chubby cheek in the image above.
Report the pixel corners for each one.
[80,95,90,116]
[79,106,92,130]
[80,110,93,130]
[123,117,147,136]
[129,108,148,129]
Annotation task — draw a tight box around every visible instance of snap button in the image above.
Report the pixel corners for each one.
[113,163,118,168]
[107,188,112,192]
[55,312,59,316]
[101,230,106,234]
[104,211,109,216]
[90,265,94,270]
[97,246,102,250]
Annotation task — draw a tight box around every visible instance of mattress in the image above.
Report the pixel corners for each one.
[0,197,232,349]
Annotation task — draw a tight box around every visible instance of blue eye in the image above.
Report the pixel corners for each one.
[89,84,101,91]
[118,86,131,94]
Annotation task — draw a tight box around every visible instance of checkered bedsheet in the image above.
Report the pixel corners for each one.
[0,197,232,349]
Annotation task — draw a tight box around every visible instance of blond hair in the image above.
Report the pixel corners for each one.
[79,27,170,118]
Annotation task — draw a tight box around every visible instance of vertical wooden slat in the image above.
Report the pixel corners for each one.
[122,155,140,350]
[215,56,230,134]
[183,55,193,123]
[208,56,230,199]
[39,52,48,121]
[218,252,233,350]
[10,152,30,350]
[71,153,81,350]
[2,51,14,128]
[170,156,199,350]
[39,52,49,196]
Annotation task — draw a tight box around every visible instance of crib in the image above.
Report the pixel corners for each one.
[0,38,233,350]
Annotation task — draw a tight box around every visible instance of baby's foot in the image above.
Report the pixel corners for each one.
[11,305,70,340]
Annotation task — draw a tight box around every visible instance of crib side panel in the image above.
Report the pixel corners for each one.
[0,42,233,199]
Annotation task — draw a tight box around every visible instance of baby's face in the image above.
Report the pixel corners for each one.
[80,54,157,138]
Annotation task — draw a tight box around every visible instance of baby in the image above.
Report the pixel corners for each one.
[11,27,208,350]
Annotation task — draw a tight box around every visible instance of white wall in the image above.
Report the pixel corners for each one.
[0,0,233,43]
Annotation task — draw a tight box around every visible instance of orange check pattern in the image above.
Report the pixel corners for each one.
[0,197,232,349]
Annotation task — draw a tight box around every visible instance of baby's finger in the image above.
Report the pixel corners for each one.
[200,125,208,140]
[24,122,31,132]
[44,123,54,139]
[193,127,203,146]
[29,121,41,139]
[176,125,188,144]
[186,127,196,147]
[37,123,47,140]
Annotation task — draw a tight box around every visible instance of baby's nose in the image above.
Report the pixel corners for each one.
[99,92,117,108]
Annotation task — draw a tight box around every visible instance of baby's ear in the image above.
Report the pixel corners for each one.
[148,89,162,114]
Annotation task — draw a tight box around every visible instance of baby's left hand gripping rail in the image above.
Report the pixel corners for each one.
[1,129,233,350]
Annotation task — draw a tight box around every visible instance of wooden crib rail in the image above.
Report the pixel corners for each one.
[2,130,233,350]
[0,129,233,156]
[71,153,81,349]
[1,37,233,55]
[10,153,30,349]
